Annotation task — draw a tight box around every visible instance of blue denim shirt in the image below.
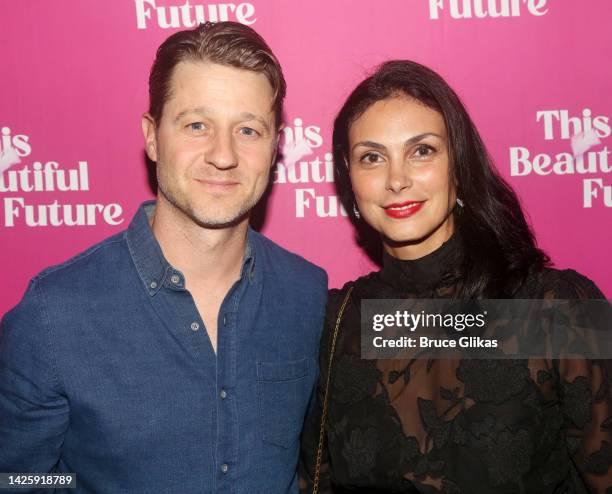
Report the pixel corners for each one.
[0,201,327,494]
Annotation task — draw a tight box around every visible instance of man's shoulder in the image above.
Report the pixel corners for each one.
[32,230,129,289]
[4,230,130,321]
[249,230,327,286]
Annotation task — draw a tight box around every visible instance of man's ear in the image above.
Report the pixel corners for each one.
[141,113,158,162]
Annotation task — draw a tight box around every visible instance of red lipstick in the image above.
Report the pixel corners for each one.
[383,201,424,219]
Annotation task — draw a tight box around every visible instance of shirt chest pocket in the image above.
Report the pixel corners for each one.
[257,358,311,449]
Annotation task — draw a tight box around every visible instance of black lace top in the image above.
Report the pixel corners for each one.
[300,236,612,493]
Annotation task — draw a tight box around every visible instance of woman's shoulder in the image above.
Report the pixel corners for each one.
[327,271,382,311]
[531,267,605,299]
[320,275,379,362]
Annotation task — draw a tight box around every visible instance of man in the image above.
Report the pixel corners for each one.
[0,22,327,493]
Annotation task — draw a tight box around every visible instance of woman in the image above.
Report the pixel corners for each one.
[299,60,611,493]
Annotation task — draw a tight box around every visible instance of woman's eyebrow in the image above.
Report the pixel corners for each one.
[352,132,443,153]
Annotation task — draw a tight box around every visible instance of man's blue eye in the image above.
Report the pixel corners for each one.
[241,127,261,137]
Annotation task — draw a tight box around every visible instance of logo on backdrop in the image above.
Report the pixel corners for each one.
[135,0,256,29]
[509,109,611,208]
[428,0,549,19]
[0,126,125,228]
[274,118,347,219]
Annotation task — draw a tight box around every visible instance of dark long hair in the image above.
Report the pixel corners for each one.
[333,60,549,298]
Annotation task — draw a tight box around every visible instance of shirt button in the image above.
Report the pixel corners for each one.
[190,322,200,331]
[223,314,227,326]
[220,389,227,399]
[221,463,228,473]
[170,274,180,284]
[149,281,158,289]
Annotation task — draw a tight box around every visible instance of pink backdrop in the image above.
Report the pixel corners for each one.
[1,0,610,316]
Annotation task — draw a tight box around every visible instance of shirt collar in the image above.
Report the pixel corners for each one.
[242,232,256,283]
[127,200,256,296]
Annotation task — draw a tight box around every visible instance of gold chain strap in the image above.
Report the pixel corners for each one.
[312,285,354,494]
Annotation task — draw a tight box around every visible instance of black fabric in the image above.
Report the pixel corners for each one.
[300,237,612,493]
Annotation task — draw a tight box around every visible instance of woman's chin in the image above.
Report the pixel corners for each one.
[381,232,429,248]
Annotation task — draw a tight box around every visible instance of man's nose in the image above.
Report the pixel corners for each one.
[205,130,238,170]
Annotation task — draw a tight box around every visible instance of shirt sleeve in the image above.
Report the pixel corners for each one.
[299,288,346,494]
[0,278,69,475]
[551,270,612,493]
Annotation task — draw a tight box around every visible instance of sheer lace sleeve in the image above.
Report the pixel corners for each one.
[548,270,612,493]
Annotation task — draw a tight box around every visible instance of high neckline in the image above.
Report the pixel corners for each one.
[380,234,460,292]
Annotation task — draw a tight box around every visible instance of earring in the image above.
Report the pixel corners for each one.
[456,198,464,208]
[353,202,361,219]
